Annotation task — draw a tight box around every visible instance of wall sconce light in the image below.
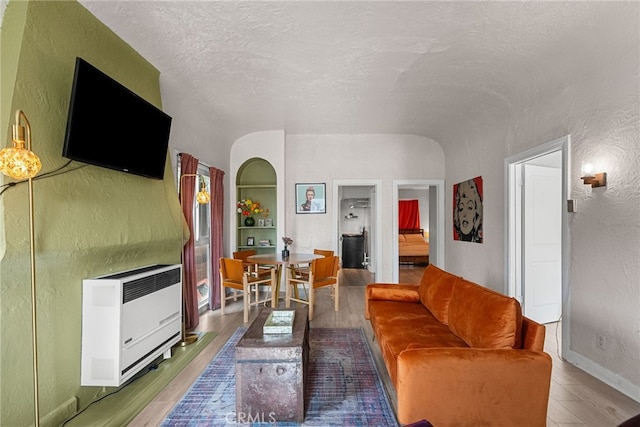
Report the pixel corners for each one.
[580,162,607,188]
[0,110,42,426]
[0,110,42,179]
[196,176,211,204]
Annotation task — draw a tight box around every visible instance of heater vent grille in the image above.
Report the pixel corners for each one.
[123,267,181,304]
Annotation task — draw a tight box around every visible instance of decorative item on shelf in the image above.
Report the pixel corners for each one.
[257,218,265,227]
[265,218,273,227]
[282,236,293,258]
[237,198,263,226]
[259,239,270,247]
[0,110,42,426]
[247,236,255,246]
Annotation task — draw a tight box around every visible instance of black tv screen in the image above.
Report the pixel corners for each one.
[63,57,172,180]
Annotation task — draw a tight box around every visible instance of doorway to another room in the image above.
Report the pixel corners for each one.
[506,136,569,355]
[333,180,382,282]
[392,180,445,282]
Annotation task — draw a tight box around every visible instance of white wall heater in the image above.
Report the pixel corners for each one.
[81,264,182,387]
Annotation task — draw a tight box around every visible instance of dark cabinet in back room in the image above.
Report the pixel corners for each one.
[341,234,365,269]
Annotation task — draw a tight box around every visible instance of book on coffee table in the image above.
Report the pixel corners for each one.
[263,310,296,334]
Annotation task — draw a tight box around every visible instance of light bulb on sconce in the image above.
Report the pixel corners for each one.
[0,110,42,179]
[196,178,211,204]
[581,162,595,178]
[580,161,607,188]
[180,173,210,205]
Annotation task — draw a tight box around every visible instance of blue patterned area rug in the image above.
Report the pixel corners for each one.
[161,327,398,426]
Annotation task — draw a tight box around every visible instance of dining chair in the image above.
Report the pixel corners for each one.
[233,249,272,278]
[220,257,276,323]
[289,248,334,282]
[285,255,339,320]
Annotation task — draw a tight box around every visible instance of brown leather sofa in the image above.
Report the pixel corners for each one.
[365,265,552,427]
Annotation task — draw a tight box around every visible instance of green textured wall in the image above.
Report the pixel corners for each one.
[0,1,184,425]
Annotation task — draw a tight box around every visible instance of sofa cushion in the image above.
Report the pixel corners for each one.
[448,279,521,349]
[418,265,457,324]
[368,299,468,386]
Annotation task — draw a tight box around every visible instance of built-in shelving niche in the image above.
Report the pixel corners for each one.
[236,158,277,253]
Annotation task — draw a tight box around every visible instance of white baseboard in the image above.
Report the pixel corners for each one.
[564,348,640,403]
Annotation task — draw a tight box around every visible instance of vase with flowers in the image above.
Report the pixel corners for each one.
[282,236,293,258]
[237,198,263,226]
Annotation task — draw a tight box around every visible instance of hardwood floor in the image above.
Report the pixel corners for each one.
[129,266,640,427]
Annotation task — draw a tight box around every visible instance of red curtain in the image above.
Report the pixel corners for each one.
[208,166,225,310]
[399,199,421,229]
[179,153,200,330]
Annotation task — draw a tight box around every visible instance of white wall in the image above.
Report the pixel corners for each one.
[442,30,640,399]
[285,134,444,282]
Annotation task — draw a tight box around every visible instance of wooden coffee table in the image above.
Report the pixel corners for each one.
[235,307,309,422]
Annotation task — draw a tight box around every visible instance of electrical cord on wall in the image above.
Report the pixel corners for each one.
[60,357,167,426]
[0,160,84,196]
[555,315,565,362]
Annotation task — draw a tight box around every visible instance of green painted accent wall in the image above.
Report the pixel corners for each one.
[1,1,184,425]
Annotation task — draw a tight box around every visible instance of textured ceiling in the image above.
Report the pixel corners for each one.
[77,1,636,150]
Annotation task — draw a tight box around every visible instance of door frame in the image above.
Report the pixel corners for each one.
[504,135,571,356]
[332,179,382,280]
[392,180,445,282]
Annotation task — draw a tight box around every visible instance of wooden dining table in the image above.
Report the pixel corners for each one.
[247,252,324,305]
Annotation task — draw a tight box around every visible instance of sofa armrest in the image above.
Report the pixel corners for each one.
[522,316,546,351]
[396,347,552,426]
[365,283,420,319]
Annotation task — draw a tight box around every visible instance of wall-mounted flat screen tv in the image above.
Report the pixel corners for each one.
[63,57,172,180]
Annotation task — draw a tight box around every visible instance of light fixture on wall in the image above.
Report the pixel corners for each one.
[0,110,42,426]
[196,176,211,204]
[580,162,607,188]
[178,173,210,346]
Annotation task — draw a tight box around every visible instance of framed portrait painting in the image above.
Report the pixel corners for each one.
[453,176,483,243]
[296,183,326,214]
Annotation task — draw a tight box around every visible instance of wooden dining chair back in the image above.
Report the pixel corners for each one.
[285,255,339,320]
[290,248,334,281]
[233,249,271,278]
[219,257,276,323]
[313,249,334,257]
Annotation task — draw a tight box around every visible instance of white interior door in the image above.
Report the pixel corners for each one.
[523,164,562,323]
